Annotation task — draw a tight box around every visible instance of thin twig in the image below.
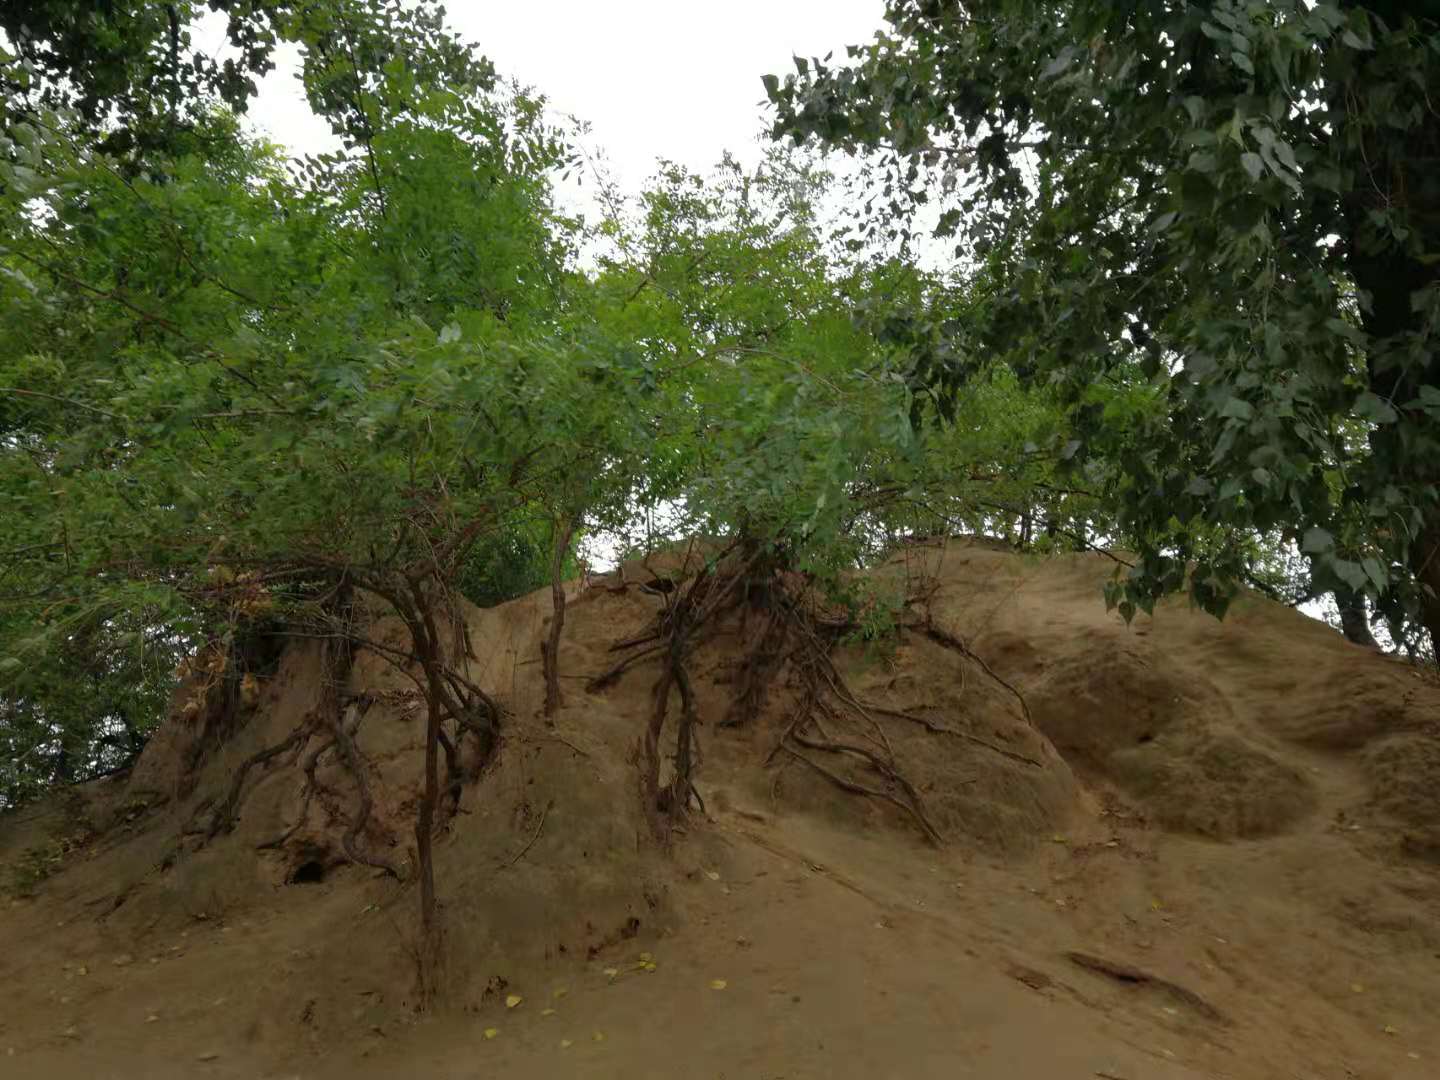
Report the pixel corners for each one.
[506,799,552,867]
[916,620,1034,727]
[544,733,591,758]
[860,701,1043,768]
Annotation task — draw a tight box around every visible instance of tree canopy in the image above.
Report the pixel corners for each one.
[766,0,1440,651]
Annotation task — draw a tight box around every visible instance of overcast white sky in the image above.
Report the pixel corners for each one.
[216,2,886,198]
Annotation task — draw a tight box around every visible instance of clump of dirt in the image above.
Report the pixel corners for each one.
[1109,731,1316,838]
[1363,732,1440,863]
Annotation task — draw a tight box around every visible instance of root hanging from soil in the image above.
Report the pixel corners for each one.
[186,582,504,881]
[201,721,313,840]
[327,698,405,878]
[594,540,995,847]
[912,609,1034,728]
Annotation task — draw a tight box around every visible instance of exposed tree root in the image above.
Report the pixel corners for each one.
[857,701,1043,769]
[912,614,1033,728]
[720,605,791,728]
[255,731,332,851]
[316,697,400,878]
[543,515,579,716]
[788,721,942,844]
[588,642,667,691]
[1066,951,1227,1023]
[201,720,313,839]
[781,745,941,844]
[505,799,552,867]
[193,581,501,884]
[596,541,961,846]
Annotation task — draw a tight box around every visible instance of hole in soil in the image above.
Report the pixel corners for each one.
[288,860,327,885]
[1136,732,1155,744]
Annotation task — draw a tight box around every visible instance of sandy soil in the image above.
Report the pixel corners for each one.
[2,542,1437,1079]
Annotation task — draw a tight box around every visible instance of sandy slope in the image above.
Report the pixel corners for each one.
[2,542,1437,1079]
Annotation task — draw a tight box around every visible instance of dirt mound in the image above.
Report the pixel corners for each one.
[884,541,1440,846]
[3,540,1439,1079]
[1363,732,1440,863]
[622,594,1085,855]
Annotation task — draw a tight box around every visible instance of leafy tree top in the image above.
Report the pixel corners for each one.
[766,1,1440,647]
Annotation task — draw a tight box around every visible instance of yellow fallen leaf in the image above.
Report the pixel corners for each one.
[552,987,568,1000]
[541,1007,556,1017]
[639,951,653,962]
[643,962,657,973]
[603,967,619,980]
[560,1039,573,1050]
[710,979,728,991]
[1350,983,1365,993]
[592,1030,606,1043]
[1383,1024,1399,1036]
[505,994,522,1009]
[1051,835,1067,844]
[705,870,720,881]
[483,1028,499,1040]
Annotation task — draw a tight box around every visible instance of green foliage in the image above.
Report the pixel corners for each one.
[588,154,926,577]
[456,517,581,608]
[2,0,284,162]
[0,0,488,167]
[0,0,632,810]
[12,0,1433,814]
[5,831,84,896]
[0,613,184,808]
[768,0,1440,651]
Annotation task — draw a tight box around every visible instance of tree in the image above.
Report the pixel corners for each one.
[766,0,1440,656]
[0,0,655,997]
[0,0,485,165]
[0,612,186,808]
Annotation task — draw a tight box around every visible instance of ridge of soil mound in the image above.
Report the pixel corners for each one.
[889,542,1440,849]
[2,540,1438,1079]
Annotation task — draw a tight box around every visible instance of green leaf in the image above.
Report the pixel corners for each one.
[1354,392,1398,425]
[1333,558,1369,593]
[1219,397,1254,421]
[1149,210,1179,234]
[1361,557,1387,592]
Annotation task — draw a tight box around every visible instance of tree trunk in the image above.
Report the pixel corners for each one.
[415,662,443,1003]
[542,515,577,717]
[1335,591,1379,648]
[1414,525,1440,658]
[1336,52,1440,657]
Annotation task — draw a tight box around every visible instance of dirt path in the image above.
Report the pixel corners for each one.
[14,793,1426,1080]
[317,810,1216,1080]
